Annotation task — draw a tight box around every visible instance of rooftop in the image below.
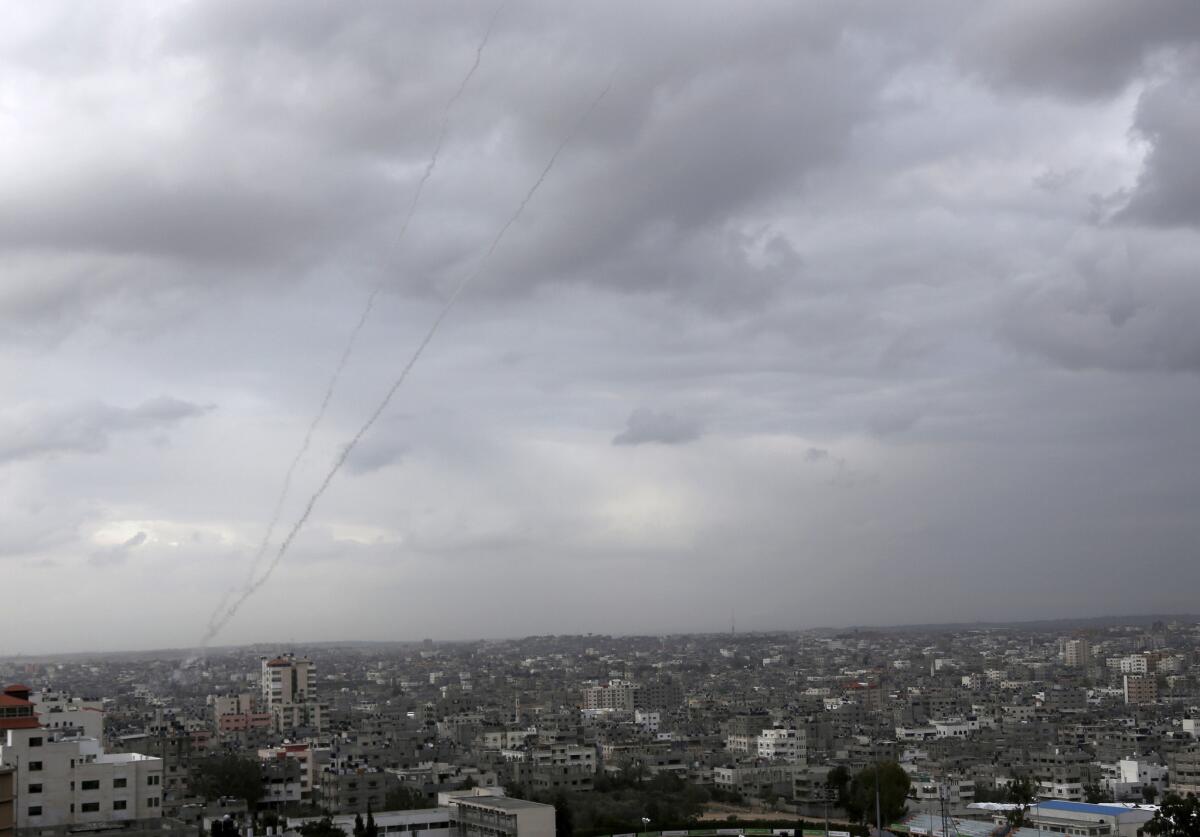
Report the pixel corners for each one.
[453,797,553,812]
[1035,801,1156,819]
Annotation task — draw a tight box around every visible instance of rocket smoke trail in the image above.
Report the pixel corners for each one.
[195,79,612,650]
[200,5,505,638]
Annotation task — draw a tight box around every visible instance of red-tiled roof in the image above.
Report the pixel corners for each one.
[0,717,41,730]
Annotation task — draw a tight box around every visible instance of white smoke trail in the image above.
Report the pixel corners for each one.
[198,6,506,645]
[197,80,612,649]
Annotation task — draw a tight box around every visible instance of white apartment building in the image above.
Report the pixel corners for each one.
[634,710,660,734]
[1099,758,1168,799]
[1116,655,1149,675]
[0,685,164,830]
[725,734,755,754]
[31,692,104,741]
[3,730,163,828]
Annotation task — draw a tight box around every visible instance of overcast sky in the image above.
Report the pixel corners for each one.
[3,1,1199,654]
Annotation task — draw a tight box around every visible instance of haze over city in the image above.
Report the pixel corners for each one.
[3,1,1200,654]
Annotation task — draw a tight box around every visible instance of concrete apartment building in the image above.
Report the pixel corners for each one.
[714,764,800,798]
[1122,675,1157,705]
[291,808,453,837]
[259,744,315,806]
[756,728,806,763]
[261,655,326,733]
[446,794,555,837]
[319,767,400,813]
[0,684,164,830]
[1169,746,1200,795]
[0,765,13,837]
[1063,639,1090,668]
[287,791,552,837]
[1029,746,1094,802]
[581,680,637,712]
[211,693,273,734]
[32,692,104,740]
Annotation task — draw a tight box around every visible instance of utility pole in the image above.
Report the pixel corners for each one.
[824,790,830,837]
[875,737,882,837]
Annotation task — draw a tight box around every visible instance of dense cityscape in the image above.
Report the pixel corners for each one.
[4,4,1200,837]
[3,619,1200,837]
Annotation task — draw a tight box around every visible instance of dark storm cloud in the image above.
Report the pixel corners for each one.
[960,0,1200,98]
[613,408,702,446]
[2,1,1200,651]
[1116,67,1200,228]
[0,397,210,465]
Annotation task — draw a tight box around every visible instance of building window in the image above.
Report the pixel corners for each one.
[29,736,43,747]
[148,774,161,786]
[114,801,128,811]
[82,780,100,791]
[114,778,128,788]
[29,761,42,771]
[28,784,42,794]
[82,802,101,813]
[28,806,43,816]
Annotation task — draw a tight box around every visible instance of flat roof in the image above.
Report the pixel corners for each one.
[455,797,552,811]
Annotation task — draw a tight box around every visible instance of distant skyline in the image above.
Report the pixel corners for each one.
[3,612,1198,661]
[2,2,1200,654]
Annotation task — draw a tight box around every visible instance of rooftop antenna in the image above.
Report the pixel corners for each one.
[731,609,736,636]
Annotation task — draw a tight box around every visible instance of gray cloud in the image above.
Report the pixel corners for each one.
[90,531,148,568]
[1116,67,1200,228]
[999,236,1200,373]
[959,0,1200,99]
[1,2,1199,651]
[0,397,211,465]
[613,408,702,446]
[343,435,408,476]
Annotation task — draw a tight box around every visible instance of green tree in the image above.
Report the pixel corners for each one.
[827,766,851,810]
[383,786,428,811]
[1003,776,1035,830]
[1084,784,1111,804]
[366,808,378,837]
[1144,786,1160,804]
[354,813,365,837]
[299,818,346,837]
[195,754,265,811]
[552,792,574,837]
[1144,793,1200,837]
[846,762,910,826]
